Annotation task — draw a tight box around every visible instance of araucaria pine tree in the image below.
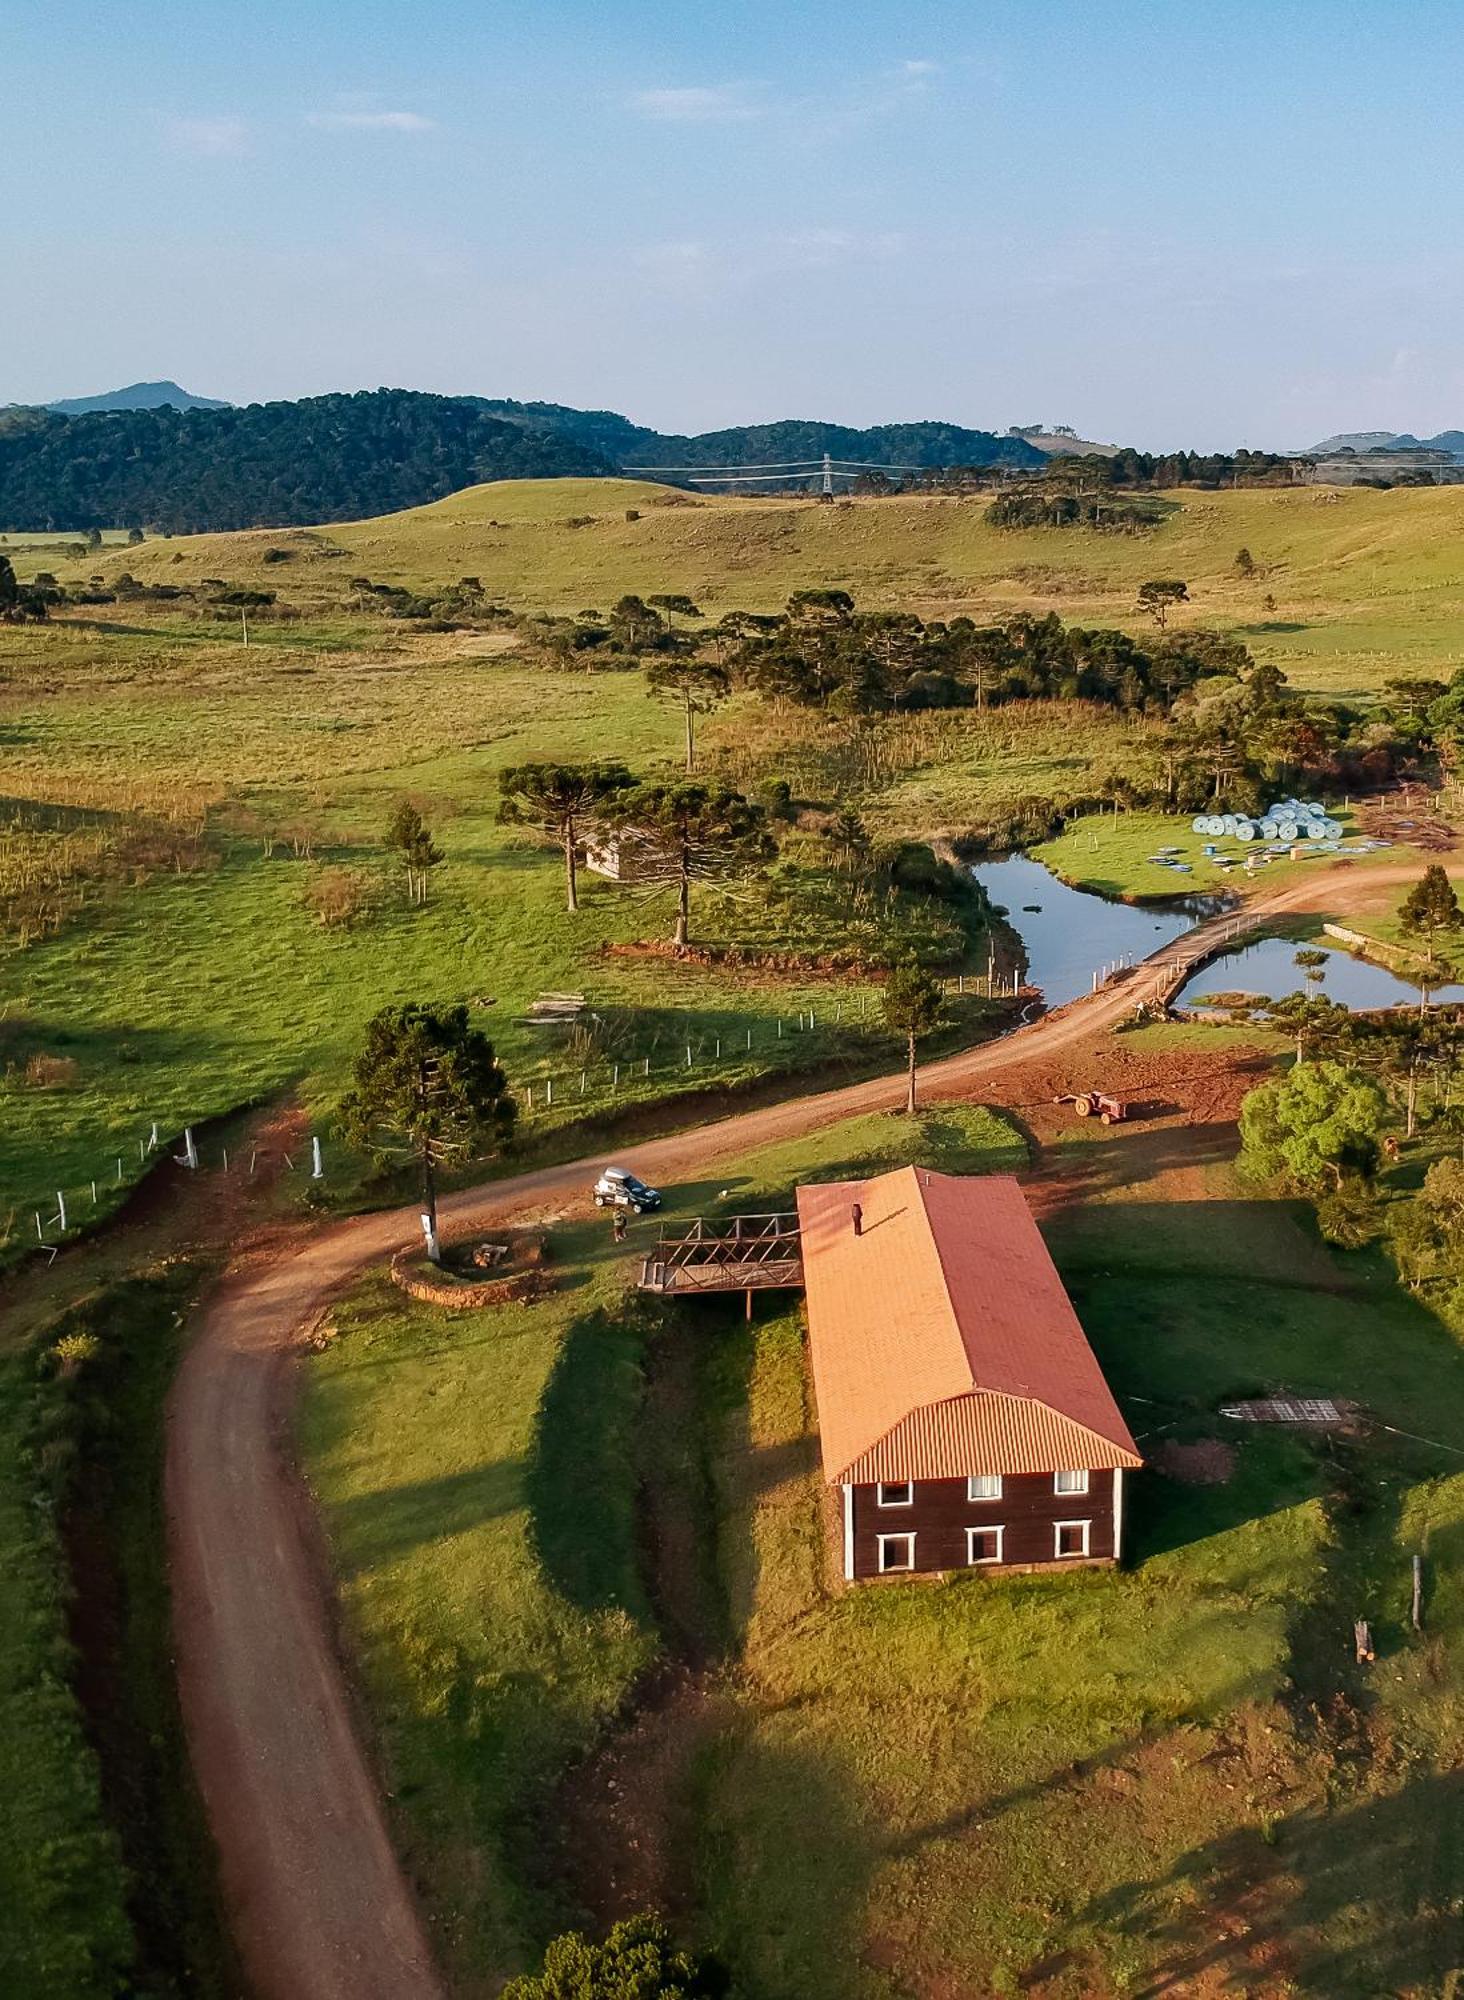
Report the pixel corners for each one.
[882,954,945,1115]
[339,1004,515,1262]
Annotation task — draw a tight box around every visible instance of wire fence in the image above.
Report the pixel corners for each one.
[11,1120,327,1261]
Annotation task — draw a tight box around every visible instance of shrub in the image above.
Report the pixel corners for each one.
[50,1331,101,1378]
[1314,1180,1381,1248]
[23,1052,80,1088]
[302,866,378,929]
[501,1914,728,1998]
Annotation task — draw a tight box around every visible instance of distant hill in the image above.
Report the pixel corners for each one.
[475,403,1041,475]
[1307,430,1405,454]
[0,389,612,533]
[0,390,1041,531]
[1308,428,1464,460]
[45,379,230,415]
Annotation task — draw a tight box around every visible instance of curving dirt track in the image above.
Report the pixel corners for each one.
[164,860,1425,1999]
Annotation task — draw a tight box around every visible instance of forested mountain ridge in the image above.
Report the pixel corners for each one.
[474,400,1043,473]
[0,390,614,532]
[0,388,1042,533]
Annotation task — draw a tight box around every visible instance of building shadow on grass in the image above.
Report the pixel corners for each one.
[1076,1765,1464,1997]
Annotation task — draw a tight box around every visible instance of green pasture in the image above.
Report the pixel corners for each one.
[23,476,1464,699]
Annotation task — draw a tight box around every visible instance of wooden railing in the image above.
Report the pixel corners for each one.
[639,1212,804,1295]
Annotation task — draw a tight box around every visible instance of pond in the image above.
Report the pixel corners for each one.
[966,852,1224,1010]
[1176,933,1464,1011]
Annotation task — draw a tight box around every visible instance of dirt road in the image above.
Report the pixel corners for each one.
[165,859,1423,1999]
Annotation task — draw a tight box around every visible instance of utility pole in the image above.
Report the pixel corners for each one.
[241,608,250,648]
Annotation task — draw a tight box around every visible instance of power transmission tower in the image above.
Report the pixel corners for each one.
[820,452,834,502]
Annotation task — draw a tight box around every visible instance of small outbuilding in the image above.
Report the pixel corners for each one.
[795,1168,1142,1581]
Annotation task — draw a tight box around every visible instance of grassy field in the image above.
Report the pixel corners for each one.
[22,476,1464,699]
[2,627,1030,1250]
[298,1086,1464,1996]
[7,471,1463,1241]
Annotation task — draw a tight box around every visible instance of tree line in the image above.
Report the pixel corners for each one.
[0,389,610,534]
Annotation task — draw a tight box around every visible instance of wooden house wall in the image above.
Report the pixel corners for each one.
[848,1468,1118,1579]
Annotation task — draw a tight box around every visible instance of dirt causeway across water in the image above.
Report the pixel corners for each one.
[164,861,1425,1999]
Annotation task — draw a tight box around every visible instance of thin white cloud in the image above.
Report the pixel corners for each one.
[634,228,907,292]
[633,239,716,279]
[306,109,435,133]
[899,59,940,77]
[169,116,249,157]
[630,85,765,124]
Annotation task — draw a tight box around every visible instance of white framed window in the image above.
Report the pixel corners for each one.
[967,1473,1003,1502]
[877,1532,916,1573]
[877,1480,913,1508]
[1054,1519,1091,1559]
[966,1525,1004,1566]
[1054,1468,1089,1497]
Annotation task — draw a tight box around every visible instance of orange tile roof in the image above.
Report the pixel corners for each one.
[794,1168,1143,1485]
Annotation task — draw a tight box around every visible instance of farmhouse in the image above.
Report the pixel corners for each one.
[795,1168,1143,1581]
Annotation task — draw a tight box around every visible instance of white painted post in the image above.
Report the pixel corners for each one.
[685,1045,693,1067]
[249,1149,258,1176]
[546,1077,554,1106]
[35,1213,44,1243]
[777,1019,783,1038]
[643,1056,650,1076]
[91,1181,97,1204]
[55,1191,67,1231]
[311,1136,323,1180]
[580,1070,587,1095]
[420,1211,440,1263]
[148,1121,159,1152]
[715,1038,721,1058]
[612,1064,620,1090]
[139,1138,146,1163]
[183,1128,198,1170]
[746,1027,752,1049]
[116,1157,123,1183]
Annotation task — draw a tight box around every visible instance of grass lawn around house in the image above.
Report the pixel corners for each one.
[300,1082,1464,1997]
[296,1104,1020,1991]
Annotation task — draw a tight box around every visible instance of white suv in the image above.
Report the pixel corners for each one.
[593,1166,662,1214]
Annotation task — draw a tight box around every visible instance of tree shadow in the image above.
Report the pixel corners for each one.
[327,1458,525,1570]
[1077,1766,1464,1996]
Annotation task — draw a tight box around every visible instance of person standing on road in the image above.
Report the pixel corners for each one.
[612,1207,628,1244]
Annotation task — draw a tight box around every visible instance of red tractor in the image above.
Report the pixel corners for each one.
[1054,1089,1129,1126]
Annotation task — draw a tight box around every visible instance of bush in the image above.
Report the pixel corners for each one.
[501,1914,728,1998]
[49,1331,101,1378]
[1314,1180,1381,1248]
[23,1052,80,1088]
[301,866,379,929]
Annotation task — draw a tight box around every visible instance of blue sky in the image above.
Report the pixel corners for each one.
[5,1,1464,447]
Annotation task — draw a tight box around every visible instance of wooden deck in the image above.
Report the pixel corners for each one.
[639,1212,804,1302]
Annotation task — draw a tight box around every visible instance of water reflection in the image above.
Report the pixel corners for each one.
[967,852,1224,1010]
[1177,933,1464,1010]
